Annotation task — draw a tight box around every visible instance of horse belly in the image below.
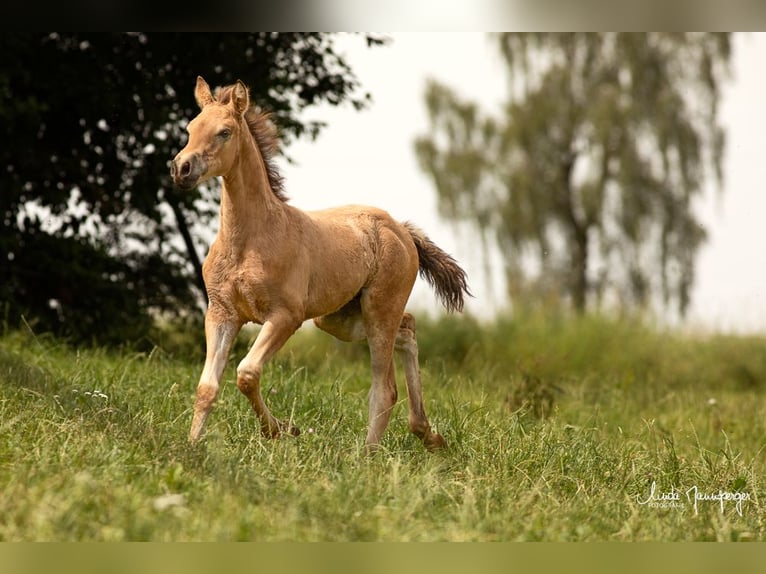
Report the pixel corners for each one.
[304,247,372,319]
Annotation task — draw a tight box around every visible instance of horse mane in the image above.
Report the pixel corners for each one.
[215,85,287,202]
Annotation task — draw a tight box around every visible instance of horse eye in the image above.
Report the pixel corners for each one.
[218,129,231,139]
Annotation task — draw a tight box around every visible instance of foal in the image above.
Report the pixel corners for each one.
[171,76,470,452]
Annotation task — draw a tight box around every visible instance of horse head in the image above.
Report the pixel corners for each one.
[171,76,250,190]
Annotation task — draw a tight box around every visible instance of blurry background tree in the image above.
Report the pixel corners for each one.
[416,33,732,316]
[0,32,383,345]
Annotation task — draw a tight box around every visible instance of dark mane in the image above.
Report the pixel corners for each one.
[216,85,287,202]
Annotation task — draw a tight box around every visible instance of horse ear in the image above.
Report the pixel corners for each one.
[232,80,250,115]
[194,76,214,109]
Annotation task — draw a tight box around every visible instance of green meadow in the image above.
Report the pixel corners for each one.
[1,311,764,541]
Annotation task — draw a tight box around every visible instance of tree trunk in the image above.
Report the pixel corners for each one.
[571,226,588,313]
[560,151,589,313]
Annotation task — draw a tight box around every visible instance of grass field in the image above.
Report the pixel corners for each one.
[1,311,765,541]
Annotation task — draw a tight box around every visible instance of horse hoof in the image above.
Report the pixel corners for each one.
[262,420,301,439]
[284,422,301,437]
[363,443,381,457]
[424,432,446,452]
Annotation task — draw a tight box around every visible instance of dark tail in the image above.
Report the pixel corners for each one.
[404,222,472,313]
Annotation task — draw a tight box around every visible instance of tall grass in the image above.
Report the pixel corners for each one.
[1,311,764,541]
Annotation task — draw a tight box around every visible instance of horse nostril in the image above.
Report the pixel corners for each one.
[180,161,191,177]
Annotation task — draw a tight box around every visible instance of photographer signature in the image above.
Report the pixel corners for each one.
[637,481,750,516]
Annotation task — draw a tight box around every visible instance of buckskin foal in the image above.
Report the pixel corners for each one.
[170,76,470,453]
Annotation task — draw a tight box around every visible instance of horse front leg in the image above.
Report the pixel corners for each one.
[236,313,302,438]
[189,314,240,443]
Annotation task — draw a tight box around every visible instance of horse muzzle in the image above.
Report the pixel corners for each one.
[170,152,207,190]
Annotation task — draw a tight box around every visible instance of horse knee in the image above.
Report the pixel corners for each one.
[236,365,262,395]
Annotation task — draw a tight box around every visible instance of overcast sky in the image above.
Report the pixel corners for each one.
[277,32,766,334]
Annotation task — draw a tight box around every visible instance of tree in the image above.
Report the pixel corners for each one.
[0,33,383,344]
[415,33,731,315]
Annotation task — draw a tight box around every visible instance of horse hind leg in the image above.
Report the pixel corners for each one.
[313,298,391,453]
[315,298,445,452]
[315,294,399,454]
[395,313,446,451]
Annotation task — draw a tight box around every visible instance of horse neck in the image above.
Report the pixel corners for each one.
[218,134,286,244]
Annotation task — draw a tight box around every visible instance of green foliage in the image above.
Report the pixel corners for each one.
[416,33,732,314]
[1,312,765,541]
[0,33,384,344]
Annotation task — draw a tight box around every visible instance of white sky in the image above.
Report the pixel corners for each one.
[278,32,766,334]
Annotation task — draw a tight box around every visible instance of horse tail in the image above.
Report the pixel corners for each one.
[404,222,471,313]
